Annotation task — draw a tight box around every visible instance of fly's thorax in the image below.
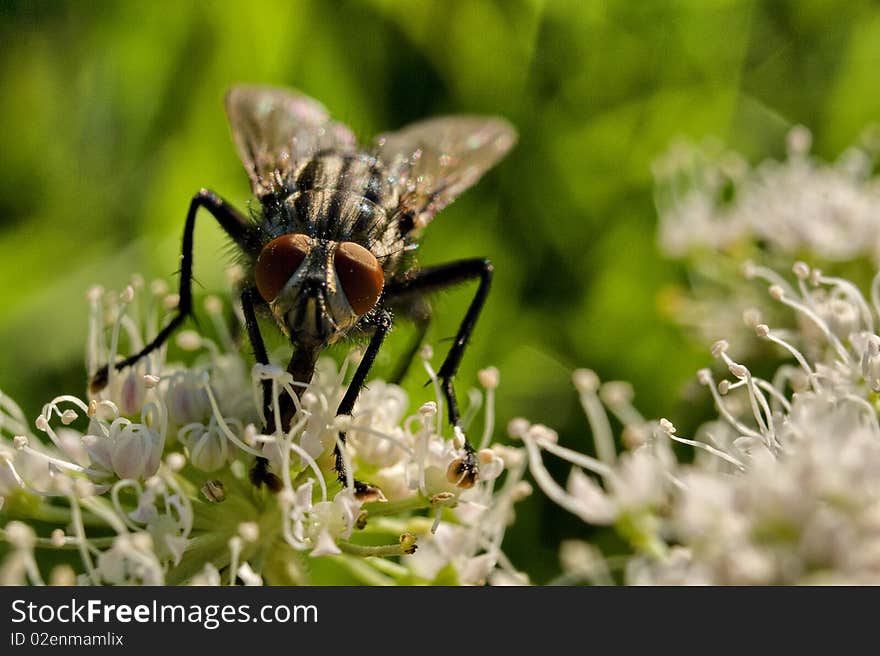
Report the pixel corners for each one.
[254,233,384,346]
[279,188,407,269]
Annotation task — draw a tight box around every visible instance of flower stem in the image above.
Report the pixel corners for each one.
[336,555,396,585]
[362,495,430,517]
[337,540,408,557]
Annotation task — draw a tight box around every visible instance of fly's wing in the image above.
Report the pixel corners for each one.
[225,85,357,197]
[373,116,517,232]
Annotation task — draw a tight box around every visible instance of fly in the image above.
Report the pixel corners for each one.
[90,85,517,499]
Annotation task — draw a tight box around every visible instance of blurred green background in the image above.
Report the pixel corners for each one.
[3,0,880,582]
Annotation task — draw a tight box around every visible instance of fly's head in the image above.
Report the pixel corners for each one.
[254,234,385,347]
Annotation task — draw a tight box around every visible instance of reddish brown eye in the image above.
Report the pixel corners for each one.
[255,234,312,302]
[334,242,384,315]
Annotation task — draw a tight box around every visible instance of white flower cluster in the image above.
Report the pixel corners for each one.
[655,126,880,262]
[525,262,880,584]
[0,276,529,586]
[653,126,880,346]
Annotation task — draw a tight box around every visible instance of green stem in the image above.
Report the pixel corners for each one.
[336,555,395,586]
[363,494,430,517]
[25,535,116,550]
[164,531,232,585]
[4,503,105,527]
[338,540,407,557]
[366,556,410,578]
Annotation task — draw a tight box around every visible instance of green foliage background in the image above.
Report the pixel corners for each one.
[2,0,880,582]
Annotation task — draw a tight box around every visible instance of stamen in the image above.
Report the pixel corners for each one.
[67,491,99,584]
[479,371,497,451]
[110,479,145,531]
[201,377,263,459]
[519,430,609,523]
[814,272,874,333]
[696,369,766,441]
[771,285,853,365]
[228,536,242,586]
[421,352,444,437]
[756,324,821,393]
[572,369,616,465]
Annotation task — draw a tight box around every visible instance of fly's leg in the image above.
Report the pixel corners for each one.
[241,287,271,412]
[240,286,284,492]
[246,299,387,498]
[90,189,254,392]
[384,258,493,488]
[243,287,322,491]
[334,310,393,501]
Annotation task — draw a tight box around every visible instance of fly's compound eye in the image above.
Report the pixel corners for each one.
[334,242,384,315]
[255,234,312,302]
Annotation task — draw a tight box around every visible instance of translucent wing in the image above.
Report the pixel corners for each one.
[373,116,517,229]
[225,85,357,197]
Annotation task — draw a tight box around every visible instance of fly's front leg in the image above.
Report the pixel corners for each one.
[334,309,392,501]
[90,189,254,392]
[384,258,493,488]
[241,286,271,413]
[241,286,284,492]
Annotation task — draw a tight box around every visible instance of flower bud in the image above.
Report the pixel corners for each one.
[165,373,211,425]
[110,423,163,480]
[119,370,146,416]
[181,420,228,473]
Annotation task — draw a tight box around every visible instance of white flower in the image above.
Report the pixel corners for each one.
[535,262,880,584]
[118,370,147,416]
[190,563,222,586]
[565,469,615,523]
[555,540,613,585]
[654,126,880,348]
[655,126,880,262]
[1,278,527,586]
[349,380,409,467]
[96,533,165,585]
[179,417,232,472]
[304,490,360,557]
[109,421,165,480]
[164,370,212,426]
